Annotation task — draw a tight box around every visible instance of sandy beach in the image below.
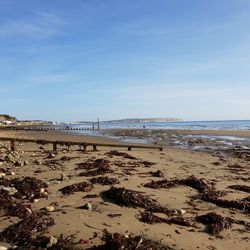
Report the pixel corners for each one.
[0,129,249,250]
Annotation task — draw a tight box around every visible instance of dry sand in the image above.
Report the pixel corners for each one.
[0,129,249,250]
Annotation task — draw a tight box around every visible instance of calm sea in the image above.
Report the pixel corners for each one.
[72,120,250,131]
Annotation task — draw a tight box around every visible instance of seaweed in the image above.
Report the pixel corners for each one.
[79,165,113,177]
[76,159,111,170]
[0,212,54,245]
[60,182,93,194]
[196,212,232,235]
[228,185,250,193]
[89,176,120,185]
[101,187,174,215]
[0,176,48,200]
[88,230,173,250]
[149,170,164,178]
[138,211,191,227]
[105,151,137,160]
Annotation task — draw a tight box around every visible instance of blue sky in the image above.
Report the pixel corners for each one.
[0,0,250,122]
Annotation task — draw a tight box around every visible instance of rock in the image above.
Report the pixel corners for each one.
[81,202,92,211]
[14,160,23,167]
[40,188,45,194]
[180,209,187,215]
[35,159,42,165]
[0,173,6,178]
[60,173,69,181]
[46,206,55,212]
[2,187,18,196]
[47,236,57,247]
[10,171,16,175]
[33,199,40,203]
[23,160,29,165]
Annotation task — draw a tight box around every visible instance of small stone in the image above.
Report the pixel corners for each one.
[2,187,18,196]
[10,171,16,175]
[35,159,42,165]
[82,202,92,211]
[60,173,69,181]
[180,209,186,215]
[47,236,57,247]
[46,206,55,212]
[33,199,40,203]
[40,188,45,193]
[24,160,29,165]
[0,173,6,178]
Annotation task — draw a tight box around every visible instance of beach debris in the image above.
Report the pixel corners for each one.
[149,170,164,178]
[196,212,232,235]
[79,164,113,177]
[105,150,137,159]
[138,211,191,227]
[45,206,55,212]
[89,176,120,185]
[60,182,93,195]
[34,159,42,165]
[83,194,99,199]
[78,202,93,211]
[89,229,172,250]
[76,158,111,170]
[140,161,156,168]
[60,173,69,181]
[227,185,250,193]
[101,187,174,215]
[107,213,122,218]
[0,176,48,200]
[0,189,33,218]
[0,212,55,245]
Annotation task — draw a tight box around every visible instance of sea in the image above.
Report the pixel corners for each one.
[70,120,250,131]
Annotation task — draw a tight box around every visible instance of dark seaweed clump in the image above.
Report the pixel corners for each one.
[89,176,120,185]
[228,185,250,193]
[89,230,173,250]
[0,212,54,246]
[105,150,137,160]
[0,176,48,200]
[101,187,174,215]
[138,211,191,227]
[76,159,110,170]
[60,182,93,194]
[196,212,232,235]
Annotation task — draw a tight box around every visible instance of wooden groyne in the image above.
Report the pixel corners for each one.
[0,125,93,132]
[0,137,163,152]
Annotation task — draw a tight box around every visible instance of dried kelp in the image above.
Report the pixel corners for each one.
[138,211,191,227]
[196,212,232,235]
[89,230,172,250]
[101,187,174,215]
[79,165,113,177]
[228,185,250,193]
[0,189,32,218]
[149,170,164,178]
[105,150,137,160]
[76,159,111,170]
[0,212,54,245]
[60,182,93,194]
[0,176,48,200]
[89,176,120,185]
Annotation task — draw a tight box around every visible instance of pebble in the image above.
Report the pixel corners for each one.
[46,206,55,212]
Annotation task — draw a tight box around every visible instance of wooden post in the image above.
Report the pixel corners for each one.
[83,144,87,151]
[128,146,132,151]
[97,118,100,131]
[93,144,97,151]
[53,142,57,151]
[10,140,15,151]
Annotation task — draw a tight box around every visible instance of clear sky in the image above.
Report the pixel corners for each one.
[0,0,250,122]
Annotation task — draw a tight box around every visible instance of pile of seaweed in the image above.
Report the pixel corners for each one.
[0,212,55,246]
[148,170,164,178]
[223,147,250,161]
[60,182,93,194]
[78,160,113,177]
[138,211,191,227]
[196,212,232,235]
[105,150,137,160]
[0,176,48,200]
[76,159,111,170]
[228,185,250,193]
[0,189,32,218]
[89,177,120,185]
[144,175,250,213]
[89,230,173,250]
[101,187,174,215]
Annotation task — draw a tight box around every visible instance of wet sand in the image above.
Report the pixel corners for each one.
[0,129,250,249]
